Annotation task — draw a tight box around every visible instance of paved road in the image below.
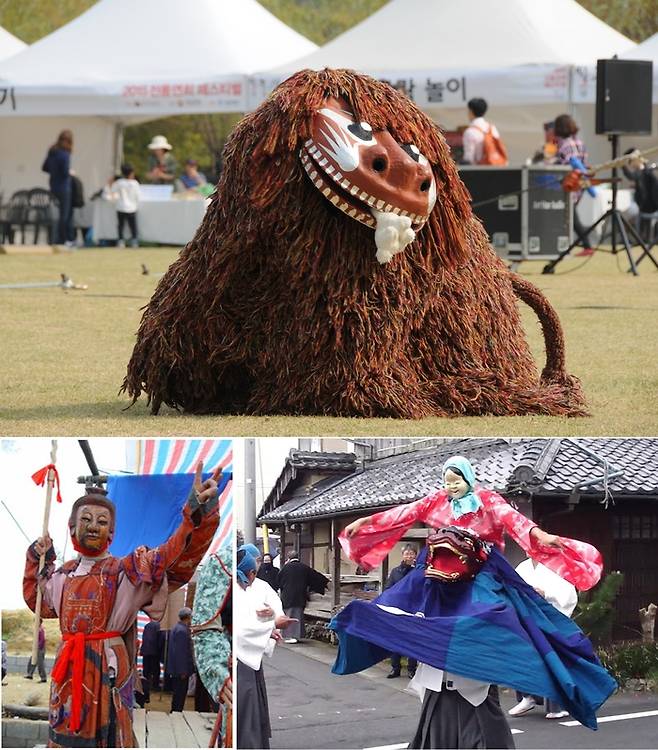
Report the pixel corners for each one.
[263,640,658,750]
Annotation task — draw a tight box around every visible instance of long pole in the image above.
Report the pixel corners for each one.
[31,440,57,665]
[244,439,257,545]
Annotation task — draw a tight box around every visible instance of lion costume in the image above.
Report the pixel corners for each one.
[123,68,586,418]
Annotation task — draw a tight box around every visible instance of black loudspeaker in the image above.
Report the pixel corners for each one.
[596,59,653,135]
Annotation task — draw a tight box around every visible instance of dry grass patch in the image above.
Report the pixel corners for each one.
[1,246,656,436]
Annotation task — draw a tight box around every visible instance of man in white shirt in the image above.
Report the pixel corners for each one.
[462,97,503,165]
[508,558,578,720]
[235,546,296,749]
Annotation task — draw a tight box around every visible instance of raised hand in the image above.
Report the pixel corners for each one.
[193,461,222,505]
[34,534,53,556]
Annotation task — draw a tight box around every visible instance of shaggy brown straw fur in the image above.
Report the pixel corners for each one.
[123,69,587,418]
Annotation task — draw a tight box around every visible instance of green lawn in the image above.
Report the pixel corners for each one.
[1,245,656,436]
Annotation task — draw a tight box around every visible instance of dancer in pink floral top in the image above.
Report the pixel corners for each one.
[342,455,602,591]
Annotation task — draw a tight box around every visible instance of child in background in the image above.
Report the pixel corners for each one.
[103,163,140,247]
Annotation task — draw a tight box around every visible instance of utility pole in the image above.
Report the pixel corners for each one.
[244,438,257,544]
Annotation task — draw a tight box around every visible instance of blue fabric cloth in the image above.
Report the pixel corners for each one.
[166,621,194,676]
[107,472,232,556]
[330,547,616,730]
[442,455,482,518]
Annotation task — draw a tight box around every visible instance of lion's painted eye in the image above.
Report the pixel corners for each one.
[347,121,374,141]
[401,143,422,162]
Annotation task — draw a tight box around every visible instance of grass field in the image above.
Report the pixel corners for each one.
[0,245,656,436]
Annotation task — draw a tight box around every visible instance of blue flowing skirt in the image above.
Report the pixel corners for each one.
[329,548,616,730]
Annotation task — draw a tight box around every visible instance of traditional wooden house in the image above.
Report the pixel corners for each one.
[257,438,658,638]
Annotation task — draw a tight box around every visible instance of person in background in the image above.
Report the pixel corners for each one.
[146,135,177,184]
[176,159,208,192]
[140,618,162,692]
[236,547,297,749]
[167,607,195,712]
[462,98,507,165]
[622,148,658,244]
[508,557,578,720]
[2,639,8,685]
[257,553,280,592]
[385,545,418,679]
[25,623,47,682]
[531,121,558,164]
[278,550,329,644]
[102,163,140,248]
[42,129,75,245]
[547,113,594,257]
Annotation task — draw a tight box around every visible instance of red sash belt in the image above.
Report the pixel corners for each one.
[51,630,121,732]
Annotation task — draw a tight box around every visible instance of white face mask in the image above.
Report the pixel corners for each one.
[444,469,470,500]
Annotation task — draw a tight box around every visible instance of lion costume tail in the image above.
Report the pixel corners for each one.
[511,274,588,416]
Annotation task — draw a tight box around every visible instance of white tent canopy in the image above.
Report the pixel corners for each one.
[252,0,635,164]
[0,0,316,116]
[0,0,316,200]
[273,0,632,71]
[0,25,26,62]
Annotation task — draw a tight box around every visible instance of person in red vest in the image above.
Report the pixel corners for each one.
[23,463,219,748]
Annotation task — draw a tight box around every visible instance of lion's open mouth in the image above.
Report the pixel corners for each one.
[301,143,430,230]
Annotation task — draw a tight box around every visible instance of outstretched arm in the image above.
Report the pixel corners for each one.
[340,493,441,571]
[123,462,221,592]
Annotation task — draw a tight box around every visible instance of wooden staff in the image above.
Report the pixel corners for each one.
[31,440,58,666]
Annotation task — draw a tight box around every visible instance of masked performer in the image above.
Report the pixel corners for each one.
[333,456,616,748]
[23,463,220,748]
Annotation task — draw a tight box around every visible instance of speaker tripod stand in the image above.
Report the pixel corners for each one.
[542,135,658,275]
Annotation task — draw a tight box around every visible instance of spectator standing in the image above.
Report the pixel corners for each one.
[256,553,280,592]
[462,98,508,166]
[146,135,177,184]
[2,639,7,685]
[385,545,418,679]
[25,623,47,682]
[102,163,140,247]
[42,129,74,245]
[140,619,162,691]
[508,557,578,719]
[167,607,195,712]
[547,113,594,256]
[278,550,329,644]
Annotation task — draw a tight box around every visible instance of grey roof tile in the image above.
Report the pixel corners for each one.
[258,438,658,524]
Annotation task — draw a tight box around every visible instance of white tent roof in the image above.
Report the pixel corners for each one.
[0,25,26,62]
[0,0,316,115]
[271,0,633,72]
[622,32,658,60]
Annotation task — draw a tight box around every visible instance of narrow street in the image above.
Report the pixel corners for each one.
[264,640,658,750]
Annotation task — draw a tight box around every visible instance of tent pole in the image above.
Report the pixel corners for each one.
[113,122,125,173]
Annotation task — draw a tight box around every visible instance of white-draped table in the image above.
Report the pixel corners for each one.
[91,197,209,245]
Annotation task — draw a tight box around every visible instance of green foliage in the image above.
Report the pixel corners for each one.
[573,571,624,644]
[577,0,658,42]
[123,113,242,183]
[597,640,658,688]
[259,0,387,45]
[0,0,95,43]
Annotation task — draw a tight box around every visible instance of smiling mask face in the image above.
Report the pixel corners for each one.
[299,96,437,264]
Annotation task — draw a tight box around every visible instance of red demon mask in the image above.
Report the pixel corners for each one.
[300,96,437,264]
[425,527,489,583]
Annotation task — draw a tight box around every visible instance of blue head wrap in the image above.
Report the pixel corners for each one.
[237,549,257,585]
[239,543,261,559]
[442,455,482,519]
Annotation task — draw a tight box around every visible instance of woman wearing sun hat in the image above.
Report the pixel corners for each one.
[146,134,177,184]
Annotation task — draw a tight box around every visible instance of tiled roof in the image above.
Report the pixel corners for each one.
[258,438,658,524]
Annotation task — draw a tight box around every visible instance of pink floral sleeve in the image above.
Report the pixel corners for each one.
[485,493,603,591]
[339,493,438,571]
